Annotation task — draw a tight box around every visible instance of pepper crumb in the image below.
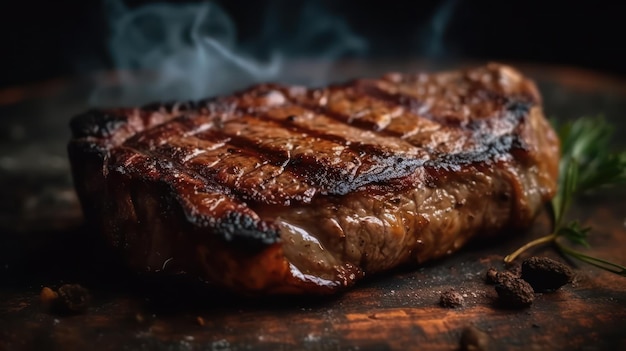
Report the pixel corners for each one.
[40,284,90,315]
[495,270,519,283]
[460,325,491,351]
[440,289,464,308]
[495,275,534,308]
[196,316,206,326]
[521,256,573,292]
[56,284,91,314]
[484,268,519,285]
[40,287,59,310]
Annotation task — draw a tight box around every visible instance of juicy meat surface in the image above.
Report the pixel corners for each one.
[68,64,559,294]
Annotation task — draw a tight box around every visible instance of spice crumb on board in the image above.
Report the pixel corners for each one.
[40,287,58,309]
[40,284,91,315]
[439,289,465,308]
[196,316,206,326]
[56,284,91,314]
[521,256,573,292]
[484,266,519,284]
[482,256,574,309]
[494,274,534,308]
[494,271,519,284]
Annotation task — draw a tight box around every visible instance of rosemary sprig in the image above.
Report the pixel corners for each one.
[504,117,626,276]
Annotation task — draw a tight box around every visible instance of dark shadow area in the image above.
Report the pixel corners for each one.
[0,220,344,313]
[0,0,624,90]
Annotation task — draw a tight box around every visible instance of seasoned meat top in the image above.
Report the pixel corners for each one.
[72,64,540,199]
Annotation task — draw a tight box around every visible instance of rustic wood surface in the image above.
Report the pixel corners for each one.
[0,62,625,351]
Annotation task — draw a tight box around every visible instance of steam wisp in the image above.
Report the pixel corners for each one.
[92,0,367,106]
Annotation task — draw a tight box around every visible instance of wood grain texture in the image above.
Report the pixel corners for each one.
[1,62,625,351]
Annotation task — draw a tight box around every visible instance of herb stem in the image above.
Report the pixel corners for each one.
[555,240,626,276]
[503,117,626,277]
[504,233,558,263]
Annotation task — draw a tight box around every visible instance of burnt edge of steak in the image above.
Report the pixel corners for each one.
[70,109,128,138]
[68,63,560,294]
[203,212,280,247]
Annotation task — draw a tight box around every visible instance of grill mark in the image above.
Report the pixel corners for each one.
[184,113,426,197]
[354,82,442,124]
[282,85,471,155]
[186,149,278,199]
[250,108,418,162]
[262,88,432,162]
[177,132,300,204]
[202,102,421,161]
[117,126,245,210]
[120,107,315,204]
[225,83,389,138]
[123,141,234,198]
[366,86,471,129]
[115,69,536,202]
[196,127,287,166]
[186,126,320,204]
[129,95,448,198]
[124,114,210,152]
[280,85,410,139]
[352,80,535,168]
[358,79,521,132]
[216,116,362,188]
[352,80,502,135]
[215,83,432,156]
[238,113,352,159]
[110,145,279,245]
[146,122,500,199]
[108,146,260,233]
[199,94,413,161]
[300,99,402,137]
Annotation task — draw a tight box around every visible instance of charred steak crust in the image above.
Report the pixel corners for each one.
[68,64,559,294]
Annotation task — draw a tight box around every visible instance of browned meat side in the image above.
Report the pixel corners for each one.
[68,64,559,294]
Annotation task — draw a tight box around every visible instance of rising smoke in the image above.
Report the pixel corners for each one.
[91,0,368,106]
[417,0,459,58]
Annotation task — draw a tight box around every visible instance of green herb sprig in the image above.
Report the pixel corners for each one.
[504,117,626,276]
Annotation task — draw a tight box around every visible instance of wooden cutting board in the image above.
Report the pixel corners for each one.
[1,62,625,351]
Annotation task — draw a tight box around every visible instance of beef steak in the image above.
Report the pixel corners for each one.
[68,64,559,294]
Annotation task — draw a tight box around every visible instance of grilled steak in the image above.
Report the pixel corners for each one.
[68,64,559,294]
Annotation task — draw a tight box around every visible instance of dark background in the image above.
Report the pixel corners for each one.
[0,0,624,89]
